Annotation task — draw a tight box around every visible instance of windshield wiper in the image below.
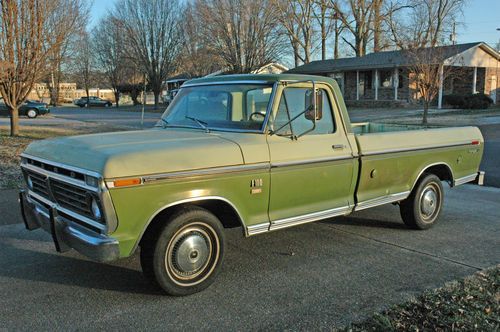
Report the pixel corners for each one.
[185,116,210,133]
[159,117,169,128]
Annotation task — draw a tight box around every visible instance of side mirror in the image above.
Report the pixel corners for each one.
[304,89,323,121]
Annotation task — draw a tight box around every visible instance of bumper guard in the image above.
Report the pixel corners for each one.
[19,190,120,262]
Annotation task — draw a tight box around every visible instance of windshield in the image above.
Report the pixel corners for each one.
[160,84,274,131]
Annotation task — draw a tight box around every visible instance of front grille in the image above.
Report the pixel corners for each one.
[25,169,50,200]
[50,179,95,219]
[23,168,103,225]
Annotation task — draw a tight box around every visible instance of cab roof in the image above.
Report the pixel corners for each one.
[184,73,339,87]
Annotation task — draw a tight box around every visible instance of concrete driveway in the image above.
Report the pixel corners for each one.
[0,184,498,330]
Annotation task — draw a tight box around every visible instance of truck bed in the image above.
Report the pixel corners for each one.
[351,123,484,207]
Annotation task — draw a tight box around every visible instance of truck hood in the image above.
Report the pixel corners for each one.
[23,129,244,178]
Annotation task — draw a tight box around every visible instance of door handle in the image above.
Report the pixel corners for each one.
[332,144,345,150]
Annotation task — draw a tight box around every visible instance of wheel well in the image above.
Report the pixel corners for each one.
[139,199,244,248]
[420,164,453,185]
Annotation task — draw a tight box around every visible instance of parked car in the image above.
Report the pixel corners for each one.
[0,99,50,118]
[74,96,112,108]
[19,74,485,296]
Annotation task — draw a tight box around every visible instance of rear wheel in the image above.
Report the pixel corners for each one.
[140,206,225,296]
[26,109,38,118]
[400,174,443,230]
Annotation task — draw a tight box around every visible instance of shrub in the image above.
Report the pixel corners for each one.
[444,93,493,109]
[443,94,465,108]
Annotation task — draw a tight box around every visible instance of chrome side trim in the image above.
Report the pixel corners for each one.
[21,163,99,193]
[269,205,351,231]
[271,155,353,168]
[132,196,246,253]
[120,163,271,185]
[182,80,272,87]
[355,191,411,211]
[28,190,107,231]
[21,153,102,179]
[453,173,479,186]
[246,222,270,236]
[361,141,478,156]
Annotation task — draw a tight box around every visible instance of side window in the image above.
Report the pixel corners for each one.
[272,87,335,136]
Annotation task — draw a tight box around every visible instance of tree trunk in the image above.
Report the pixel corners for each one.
[422,101,429,124]
[114,91,120,108]
[154,91,160,110]
[10,107,19,136]
[334,20,339,59]
[293,42,300,67]
[85,88,89,107]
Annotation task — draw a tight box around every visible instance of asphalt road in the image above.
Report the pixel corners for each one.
[0,185,499,330]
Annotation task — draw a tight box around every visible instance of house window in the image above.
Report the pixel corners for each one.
[378,70,403,88]
[379,70,392,88]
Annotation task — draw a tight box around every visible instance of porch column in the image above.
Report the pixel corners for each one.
[438,64,444,109]
[472,67,477,93]
[356,70,360,100]
[393,68,398,100]
[374,69,379,101]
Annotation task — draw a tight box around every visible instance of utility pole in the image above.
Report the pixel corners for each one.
[141,73,146,128]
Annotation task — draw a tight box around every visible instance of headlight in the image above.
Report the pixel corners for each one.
[85,175,99,188]
[90,196,102,220]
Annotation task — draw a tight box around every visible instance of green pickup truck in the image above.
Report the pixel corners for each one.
[19,74,484,295]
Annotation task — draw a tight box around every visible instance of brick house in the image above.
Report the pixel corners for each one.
[287,42,500,108]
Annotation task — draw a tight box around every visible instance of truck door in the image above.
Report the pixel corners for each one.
[266,83,355,230]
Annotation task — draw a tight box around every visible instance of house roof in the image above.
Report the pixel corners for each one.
[287,42,497,74]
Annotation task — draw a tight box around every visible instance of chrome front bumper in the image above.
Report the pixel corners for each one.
[20,190,120,262]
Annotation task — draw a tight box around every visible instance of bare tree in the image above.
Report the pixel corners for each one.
[387,0,466,49]
[313,0,332,60]
[93,15,127,107]
[177,2,223,77]
[0,0,67,136]
[74,31,93,104]
[197,0,285,73]
[406,46,462,124]
[331,0,377,56]
[44,0,89,106]
[274,0,316,66]
[113,0,183,109]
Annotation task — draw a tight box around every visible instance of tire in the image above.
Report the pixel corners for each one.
[140,206,225,296]
[26,109,38,118]
[400,173,444,230]
[105,103,111,107]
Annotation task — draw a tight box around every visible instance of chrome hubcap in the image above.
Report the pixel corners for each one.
[165,222,219,286]
[172,231,210,275]
[420,184,440,221]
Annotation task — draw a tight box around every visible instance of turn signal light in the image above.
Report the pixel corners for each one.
[471,140,480,145]
[113,178,142,187]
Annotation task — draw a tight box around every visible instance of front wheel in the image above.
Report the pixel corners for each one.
[26,109,38,118]
[400,173,443,230]
[140,206,225,296]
